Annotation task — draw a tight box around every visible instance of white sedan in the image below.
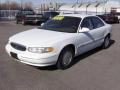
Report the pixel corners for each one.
[5,14,112,69]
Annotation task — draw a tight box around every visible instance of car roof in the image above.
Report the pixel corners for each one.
[59,14,96,19]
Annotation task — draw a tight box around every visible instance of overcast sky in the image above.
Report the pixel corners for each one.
[1,0,119,6]
[0,0,107,3]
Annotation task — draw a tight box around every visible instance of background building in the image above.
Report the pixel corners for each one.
[59,0,120,15]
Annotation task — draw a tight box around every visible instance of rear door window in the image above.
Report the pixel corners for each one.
[91,17,105,29]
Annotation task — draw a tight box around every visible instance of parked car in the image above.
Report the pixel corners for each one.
[42,11,59,22]
[5,14,112,69]
[115,12,120,23]
[97,13,119,24]
[16,9,44,25]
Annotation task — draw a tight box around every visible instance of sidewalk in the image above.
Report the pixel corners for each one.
[0,20,16,26]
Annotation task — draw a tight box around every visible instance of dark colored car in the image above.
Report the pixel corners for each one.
[42,11,59,22]
[97,13,119,24]
[115,12,120,23]
[16,9,44,25]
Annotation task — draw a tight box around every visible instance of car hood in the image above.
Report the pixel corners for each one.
[9,28,72,47]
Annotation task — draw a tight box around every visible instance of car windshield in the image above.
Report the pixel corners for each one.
[39,16,81,33]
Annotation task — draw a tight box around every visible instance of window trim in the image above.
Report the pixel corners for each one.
[80,17,94,30]
[91,16,105,29]
[40,16,81,33]
[78,16,106,33]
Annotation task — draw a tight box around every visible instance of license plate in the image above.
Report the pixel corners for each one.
[10,52,19,60]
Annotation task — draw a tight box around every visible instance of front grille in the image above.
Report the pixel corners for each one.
[27,17,36,20]
[10,42,26,51]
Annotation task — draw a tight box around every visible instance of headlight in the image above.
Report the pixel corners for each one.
[28,47,54,53]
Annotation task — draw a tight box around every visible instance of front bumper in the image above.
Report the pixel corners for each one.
[25,19,44,24]
[5,44,59,67]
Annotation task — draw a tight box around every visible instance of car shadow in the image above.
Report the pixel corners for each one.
[24,22,43,26]
[35,40,115,71]
[34,65,58,71]
[71,39,115,67]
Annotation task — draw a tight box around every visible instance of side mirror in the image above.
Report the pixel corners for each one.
[41,23,44,26]
[79,27,90,33]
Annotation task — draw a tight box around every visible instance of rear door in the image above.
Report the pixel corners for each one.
[90,16,106,47]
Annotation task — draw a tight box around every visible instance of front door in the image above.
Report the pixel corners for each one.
[76,17,94,55]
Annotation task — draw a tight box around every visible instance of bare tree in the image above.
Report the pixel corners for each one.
[0,1,36,10]
[1,1,9,10]
[0,1,21,10]
[24,1,33,9]
[10,1,20,10]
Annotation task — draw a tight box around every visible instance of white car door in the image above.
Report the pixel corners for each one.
[88,16,106,48]
[75,16,106,55]
[75,17,95,55]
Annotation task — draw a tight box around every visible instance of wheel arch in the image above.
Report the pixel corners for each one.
[56,44,76,69]
[61,44,76,56]
[57,44,76,62]
[104,24,112,38]
[105,33,111,38]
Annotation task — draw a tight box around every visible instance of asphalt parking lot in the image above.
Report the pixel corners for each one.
[0,21,120,90]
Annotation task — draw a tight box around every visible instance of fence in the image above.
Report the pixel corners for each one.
[0,10,18,21]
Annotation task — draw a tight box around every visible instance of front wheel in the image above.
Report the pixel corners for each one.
[102,35,111,49]
[119,19,120,23]
[16,20,19,24]
[57,47,74,70]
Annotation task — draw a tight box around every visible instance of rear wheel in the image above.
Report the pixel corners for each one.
[16,20,19,24]
[21,20,26,25]
[57,47,74,70]
[102,35,111,49]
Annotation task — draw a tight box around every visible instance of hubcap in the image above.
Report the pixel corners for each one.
[63,51,73,66]
[22,20,25,25]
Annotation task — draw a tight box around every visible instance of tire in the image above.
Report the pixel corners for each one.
[119,19,120,23]
[16,20,19,24]
[21,20,26,25]
[57,47,74,70]
[102,35,111,49]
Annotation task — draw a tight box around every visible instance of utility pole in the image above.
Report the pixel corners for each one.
[77,0,79,4]
[8,0,11,20]
[21,0,23,9]
[0,0,1,20]
[74,0,79,13]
